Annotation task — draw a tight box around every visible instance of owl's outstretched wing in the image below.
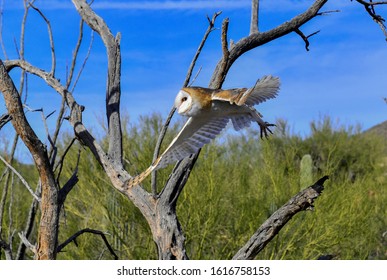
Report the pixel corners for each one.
[211,75,280,106]
[125,116,229,187]
[156,116,229,169]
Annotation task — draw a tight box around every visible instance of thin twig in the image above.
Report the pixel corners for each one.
[0,113,11,130]
[71,30,94,92]
[0,238,12,259]
[57,228,118,259]
[0,130,20,241]
[18,231,36,256]
[54,137,76,182]
[58,148,81,206]
[0,0,8,59]
[49,96,66,161]
[67,19,84,88]
[151,107,175,196]
[0,168,9,237]
[355,0,387,6]
[317,9,341,16]
[40,109,55,149]
[29,2,56,75]
[295,28,320,51]
[188,66,202,87]
[17,0,31,103]
[16,182,41,260]
[0,154,41,202]
[183,11,221,87]
[7,174,15,254]
[351,0,387,39]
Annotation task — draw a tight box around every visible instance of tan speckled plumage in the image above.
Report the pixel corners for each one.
[125,75,280,188]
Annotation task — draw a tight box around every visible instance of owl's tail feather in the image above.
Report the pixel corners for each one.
[125,156,163,188]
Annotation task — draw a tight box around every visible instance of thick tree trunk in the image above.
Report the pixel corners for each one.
[152,210,188,260]
[35,174,59,260]
[0,60,59,260]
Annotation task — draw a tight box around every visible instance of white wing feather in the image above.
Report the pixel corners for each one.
[244,75,280,106]
[230,115,253,131]
[156,117,229,169]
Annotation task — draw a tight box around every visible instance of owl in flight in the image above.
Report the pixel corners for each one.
[126,75,280,187]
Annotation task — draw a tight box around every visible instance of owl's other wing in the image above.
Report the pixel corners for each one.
[155,116,229,169]
[211,75,280,106]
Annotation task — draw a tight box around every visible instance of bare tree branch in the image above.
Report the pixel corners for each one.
[0,238,12,259]
[151,107,175,196]
[183,11,222,87]
[57,228,118,260]
[0,113,11,129]
[0,0,8,60]
[250,0,259,34]
[58,148,81,206]
[355,0,387,39]
[28,2,56,75]
[70,31,94,93]
[66,19,84,89]
[16,183,41,260]
[54,137,76,182]
[0,154,41,202]
[18,231,36,256]
[355,0,387,6]
[216,17,230,85]
[210,0,329,88]
[233,176,329,260]
[295,28,321,51]
[72,0,123,167]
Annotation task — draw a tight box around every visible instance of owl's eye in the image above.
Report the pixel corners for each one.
[181,97,188,102]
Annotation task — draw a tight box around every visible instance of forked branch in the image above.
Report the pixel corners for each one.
[355,0,387,39]
[210,0,329,88]
[72,0,123,166]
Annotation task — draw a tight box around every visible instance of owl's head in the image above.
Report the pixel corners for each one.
[174,90,193,116]
[174,87,211,117]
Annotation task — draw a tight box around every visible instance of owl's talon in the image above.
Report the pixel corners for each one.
[259,122,276,139]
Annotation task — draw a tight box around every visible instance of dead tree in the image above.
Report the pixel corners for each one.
[0,0,386,260]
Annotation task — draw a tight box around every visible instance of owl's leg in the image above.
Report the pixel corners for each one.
[248,106,275,138]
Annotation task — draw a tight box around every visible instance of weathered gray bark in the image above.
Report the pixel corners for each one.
[233,176,329,260]
[71,0,124,167]
[250,0,259,34]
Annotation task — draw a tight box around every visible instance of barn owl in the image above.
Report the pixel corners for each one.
[126,75,280,187]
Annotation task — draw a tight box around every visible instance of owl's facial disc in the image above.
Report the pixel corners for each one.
[175,90,192,115]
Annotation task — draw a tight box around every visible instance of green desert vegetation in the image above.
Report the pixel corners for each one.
[1,114,385,260]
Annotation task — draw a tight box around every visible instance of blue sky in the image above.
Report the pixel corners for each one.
[1,0,387,161]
